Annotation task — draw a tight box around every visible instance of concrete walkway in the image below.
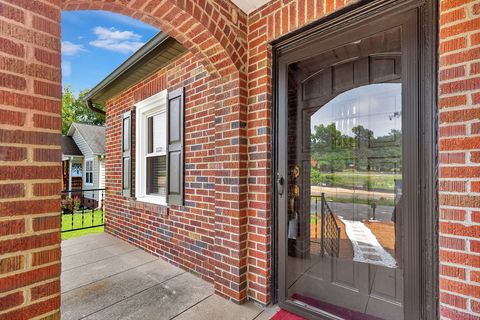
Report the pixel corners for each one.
[61,233,279,320]
[340,218,397,268]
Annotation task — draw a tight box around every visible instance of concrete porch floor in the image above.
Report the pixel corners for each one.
[61,233,279,320]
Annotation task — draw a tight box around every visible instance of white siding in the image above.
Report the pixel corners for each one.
[71,127,105,207]
[72,130,93,156]
[99,160,105,189]
[83,156,102,203]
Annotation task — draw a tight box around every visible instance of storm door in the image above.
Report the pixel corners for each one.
[276,7,424,320]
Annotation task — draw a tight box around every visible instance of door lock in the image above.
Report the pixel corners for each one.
[277,173,284,196]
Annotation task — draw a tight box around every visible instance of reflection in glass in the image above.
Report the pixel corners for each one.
[310,83,401,265]
[286,27,404,320]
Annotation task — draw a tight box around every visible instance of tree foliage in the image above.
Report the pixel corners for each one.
[311,123,402,173]
[62,85,105,134]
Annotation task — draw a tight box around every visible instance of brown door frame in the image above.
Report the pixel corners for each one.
[270,0,438,319]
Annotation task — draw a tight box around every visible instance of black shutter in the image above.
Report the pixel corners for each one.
[122,111,132,197]
[166,88,184,205]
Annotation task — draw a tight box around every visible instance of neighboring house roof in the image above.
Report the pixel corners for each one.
[61,136,83,156]
[66,123,106,155]
[84,32,187,104]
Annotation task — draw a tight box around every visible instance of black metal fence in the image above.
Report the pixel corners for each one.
[311,193,341,257]
[61,188,105,232]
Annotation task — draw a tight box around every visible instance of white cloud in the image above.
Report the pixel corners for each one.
[89,27,145,54]
[62,61,72,78]
[89,11,158,32]
[62,41,87,56]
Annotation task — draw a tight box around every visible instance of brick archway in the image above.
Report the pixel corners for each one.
[61,0,250,304]
[61,0,247,77]
[0,1,248,318]
[5,0,479,318]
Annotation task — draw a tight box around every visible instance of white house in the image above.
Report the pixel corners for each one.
[61,123,106,208]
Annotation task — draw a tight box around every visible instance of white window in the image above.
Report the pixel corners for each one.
[135,90,168,205]
[85,159,94,185]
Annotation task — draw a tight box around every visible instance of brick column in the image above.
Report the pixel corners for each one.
[214,72,249,303]
[0,1,62,319]
[438,1,480,318]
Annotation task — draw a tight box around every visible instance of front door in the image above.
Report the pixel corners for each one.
[276,5,426,320]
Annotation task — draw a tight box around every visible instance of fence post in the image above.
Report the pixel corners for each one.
[321,192,325,257]
[336,227,341,257]
[315,196,318,241]
[60,188,106,233]
[101,189,104,225]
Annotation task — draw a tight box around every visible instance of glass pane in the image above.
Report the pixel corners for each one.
[147,155,166,196]
[123,117,130,152]
[148,116,153,153]
[148,113,166,154]
[286,27,404,320]
[123,157,130,189]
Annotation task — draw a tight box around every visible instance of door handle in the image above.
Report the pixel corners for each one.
[277,173,284,196]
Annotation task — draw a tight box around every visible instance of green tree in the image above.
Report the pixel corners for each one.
[62,85,105,134]
[310,123,402,173]
[351,125,374,171]
[311,124,353,172]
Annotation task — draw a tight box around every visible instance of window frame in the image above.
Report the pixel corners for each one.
[135,90,168,205]
[84,158,94,185]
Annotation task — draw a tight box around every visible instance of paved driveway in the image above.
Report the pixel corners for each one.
[61,233,278,320]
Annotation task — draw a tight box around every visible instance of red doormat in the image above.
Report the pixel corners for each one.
[289,294,383,320]
[272,295,384,320]
[270,309,305,320]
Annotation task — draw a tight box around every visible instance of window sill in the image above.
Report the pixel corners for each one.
[135,195,167,207]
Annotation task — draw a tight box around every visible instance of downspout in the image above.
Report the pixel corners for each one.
[87,100,106,116]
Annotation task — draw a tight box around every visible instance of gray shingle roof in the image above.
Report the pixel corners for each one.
[71,123,106,155]
[61,136,82,156]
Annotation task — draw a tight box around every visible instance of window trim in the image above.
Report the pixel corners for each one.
[135,90,168,206]
[85,158,94,185]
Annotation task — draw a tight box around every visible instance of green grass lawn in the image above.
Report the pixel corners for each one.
[322,196,395,206]
[312,170,401,191]
[61,210,104,240]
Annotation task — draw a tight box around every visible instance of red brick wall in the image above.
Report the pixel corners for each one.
[0,0,62,319]
[1,0,479,318]
[246,0,361,304]
[63,0,251,303]
[105,51,220,287]
[104,52,251,302]
[439,1,480,319]
[90,0,480,316]
[244,0,480,317]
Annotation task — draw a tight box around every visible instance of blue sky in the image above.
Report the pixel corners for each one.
[61,11,158,94]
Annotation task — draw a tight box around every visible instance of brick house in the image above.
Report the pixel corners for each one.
[0,0,479,319]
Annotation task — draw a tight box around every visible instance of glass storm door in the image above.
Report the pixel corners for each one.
[277,9,420,320]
